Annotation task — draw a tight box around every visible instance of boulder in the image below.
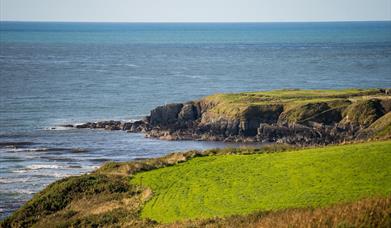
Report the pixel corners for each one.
[122,122,133,131]
[178,103,199,123]
[59,124,74,128]
[75,122,93,128]
[149,103,184,127]
[130,120,147,132]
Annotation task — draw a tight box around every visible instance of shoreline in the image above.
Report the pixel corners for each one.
[3,88,390,225]
[70,88,391,145]
[2,140,390,226]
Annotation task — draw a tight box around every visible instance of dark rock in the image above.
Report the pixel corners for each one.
[149,103,184,127]
[178,103,198,123]
[95,121,121,129]
[122,122,133,131]
[75,121,122,130]
[75,123,92,128]
[130,120,147,132]
[59,124,74,128]
[239,105,284,136]
[226,119,240,136]
[257,123,326,145]
[75,95,390,146]
[105,125,121,131]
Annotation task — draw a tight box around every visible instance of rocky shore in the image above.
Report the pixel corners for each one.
[71,89,391,145]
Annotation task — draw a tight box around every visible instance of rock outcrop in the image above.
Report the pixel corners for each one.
[74,89,391,145]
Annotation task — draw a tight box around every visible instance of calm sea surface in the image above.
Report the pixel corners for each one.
[1,21,391,219]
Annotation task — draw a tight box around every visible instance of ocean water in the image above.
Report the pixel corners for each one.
[0,21,391,219]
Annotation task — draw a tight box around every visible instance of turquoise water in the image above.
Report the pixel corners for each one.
[2,22,391,44]
[0,21,391,219]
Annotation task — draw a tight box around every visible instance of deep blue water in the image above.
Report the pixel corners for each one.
[1,21,391,219]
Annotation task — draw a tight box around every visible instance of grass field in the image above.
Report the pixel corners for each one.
[132,140,391,223]
[202,88,388,118]
[162,196,391,227]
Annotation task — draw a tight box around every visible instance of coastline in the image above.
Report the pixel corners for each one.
[2,88,391,226]
[71,88,391,145]
[2,19,391,227]
[2,140,390,227]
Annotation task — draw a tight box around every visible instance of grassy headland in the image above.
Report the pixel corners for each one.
[75,88,391,144]
[142,88,391,143]
[2,140,390,227]
[201,88,388,119]
[133,140,391,223]
[3,89,391,227]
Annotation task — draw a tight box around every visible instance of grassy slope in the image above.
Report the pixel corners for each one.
[133,140,391,223]
[163,196,391,228]
[368,112,391,137]
[202,88,388,118]
[2,141,390,227]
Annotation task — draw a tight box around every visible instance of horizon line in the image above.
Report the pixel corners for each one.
[1,19,391,24]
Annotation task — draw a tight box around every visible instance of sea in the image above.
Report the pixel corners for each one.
[0,21,391,219]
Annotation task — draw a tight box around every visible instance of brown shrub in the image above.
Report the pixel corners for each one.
[163,196,391,228]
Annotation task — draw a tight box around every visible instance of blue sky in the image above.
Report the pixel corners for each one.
[1,0,390,22]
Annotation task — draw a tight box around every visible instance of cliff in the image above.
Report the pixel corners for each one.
[75,88,391,145]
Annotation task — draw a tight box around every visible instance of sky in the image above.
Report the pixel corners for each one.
[1,0,391,22]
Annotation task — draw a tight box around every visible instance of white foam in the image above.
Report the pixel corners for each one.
[72,122,85,126]
[12,164,64,173]
[45,126,72,131]
[26,148,51,152]
[0,177,31,184]
[26,164,62,170]
[7,148,50,153]
[125,63,138,67]
[0,189,35,195]
[43,172,71,178]
[184,75,205,79]
[7,148,30,152]
[12,170,28,173]
[88,165,100,170]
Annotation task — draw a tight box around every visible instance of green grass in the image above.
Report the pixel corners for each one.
[368,112,391,137]
[2,174,139,227]
[201,88,388,118]
[132,140,391,223]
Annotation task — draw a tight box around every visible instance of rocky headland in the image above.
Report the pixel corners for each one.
[73,88,391,145]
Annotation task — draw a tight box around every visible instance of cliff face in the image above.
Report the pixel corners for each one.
[75,89,391,145]
[143,89,391,144]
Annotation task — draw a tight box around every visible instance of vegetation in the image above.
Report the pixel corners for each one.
[1,144,293,228]
[366,112,391,138]
[201,88,389,119]
[1,174,154,228]
[2,89,390,227]
[2,141,390,227]
[96,144,296,177]
[133,140,391,223]
[162,196,391,228]
[341,99,385,127]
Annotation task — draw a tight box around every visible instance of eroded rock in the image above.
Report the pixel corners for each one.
[74,89,391,146]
